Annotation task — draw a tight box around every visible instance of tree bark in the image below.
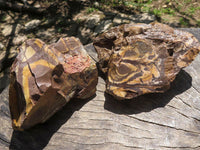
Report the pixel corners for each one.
[0,28,200,150]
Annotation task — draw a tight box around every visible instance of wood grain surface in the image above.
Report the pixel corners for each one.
[0,28,200,150]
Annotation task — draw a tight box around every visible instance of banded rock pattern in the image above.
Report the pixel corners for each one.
[93,22,200,99]
[9,37,98,130]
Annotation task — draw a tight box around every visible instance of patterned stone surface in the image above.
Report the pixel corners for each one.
[9,37,98,130]
[94,22,200,99]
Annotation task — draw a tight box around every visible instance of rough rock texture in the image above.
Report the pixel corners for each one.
[0,48,18,64]
[93,22,200,99]
[113,13,155,26]
[9,37,98,130]
[24,19,41,31]
[1,24,22,37]
[0,42,4,50]
[94,19,113,35]
[72,10,156,44]
[74,10,105,29]
[13,35,27,45]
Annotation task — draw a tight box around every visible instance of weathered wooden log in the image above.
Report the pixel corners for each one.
[93,22,200,99]
[9,37,98,130]
[0,28,200,150]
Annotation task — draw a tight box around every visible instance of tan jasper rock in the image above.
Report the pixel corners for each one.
[9,37,98,130]
[93,22,200,100]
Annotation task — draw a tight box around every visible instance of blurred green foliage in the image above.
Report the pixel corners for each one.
[96,0,200,27]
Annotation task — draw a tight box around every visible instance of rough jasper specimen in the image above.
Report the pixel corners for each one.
[9,37,98,130]
[93,22,200,99]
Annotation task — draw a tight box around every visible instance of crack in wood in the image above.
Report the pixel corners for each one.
[176,96,200,112]
[0,136,10,146]
[166,104,178,110]
[0,109,10,118]
[79,110,109,114]
[57,138,144,149]
[192,85,200,94]
[63,119,154,140]
[159,145,200,149]
[58,130,153,140]
[120,122,151,133]
[126,115,200,134]
[66,119,151,133]
[166,105,193,120]
[191,117,200,122]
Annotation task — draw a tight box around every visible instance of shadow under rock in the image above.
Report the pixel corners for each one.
[104,70,192,114]
[9,94,95,150]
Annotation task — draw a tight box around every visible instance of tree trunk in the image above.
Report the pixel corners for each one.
[0,28,200,150]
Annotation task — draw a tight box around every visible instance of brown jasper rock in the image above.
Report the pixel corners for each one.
[9,37,98,130]
[93,22,200,99]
